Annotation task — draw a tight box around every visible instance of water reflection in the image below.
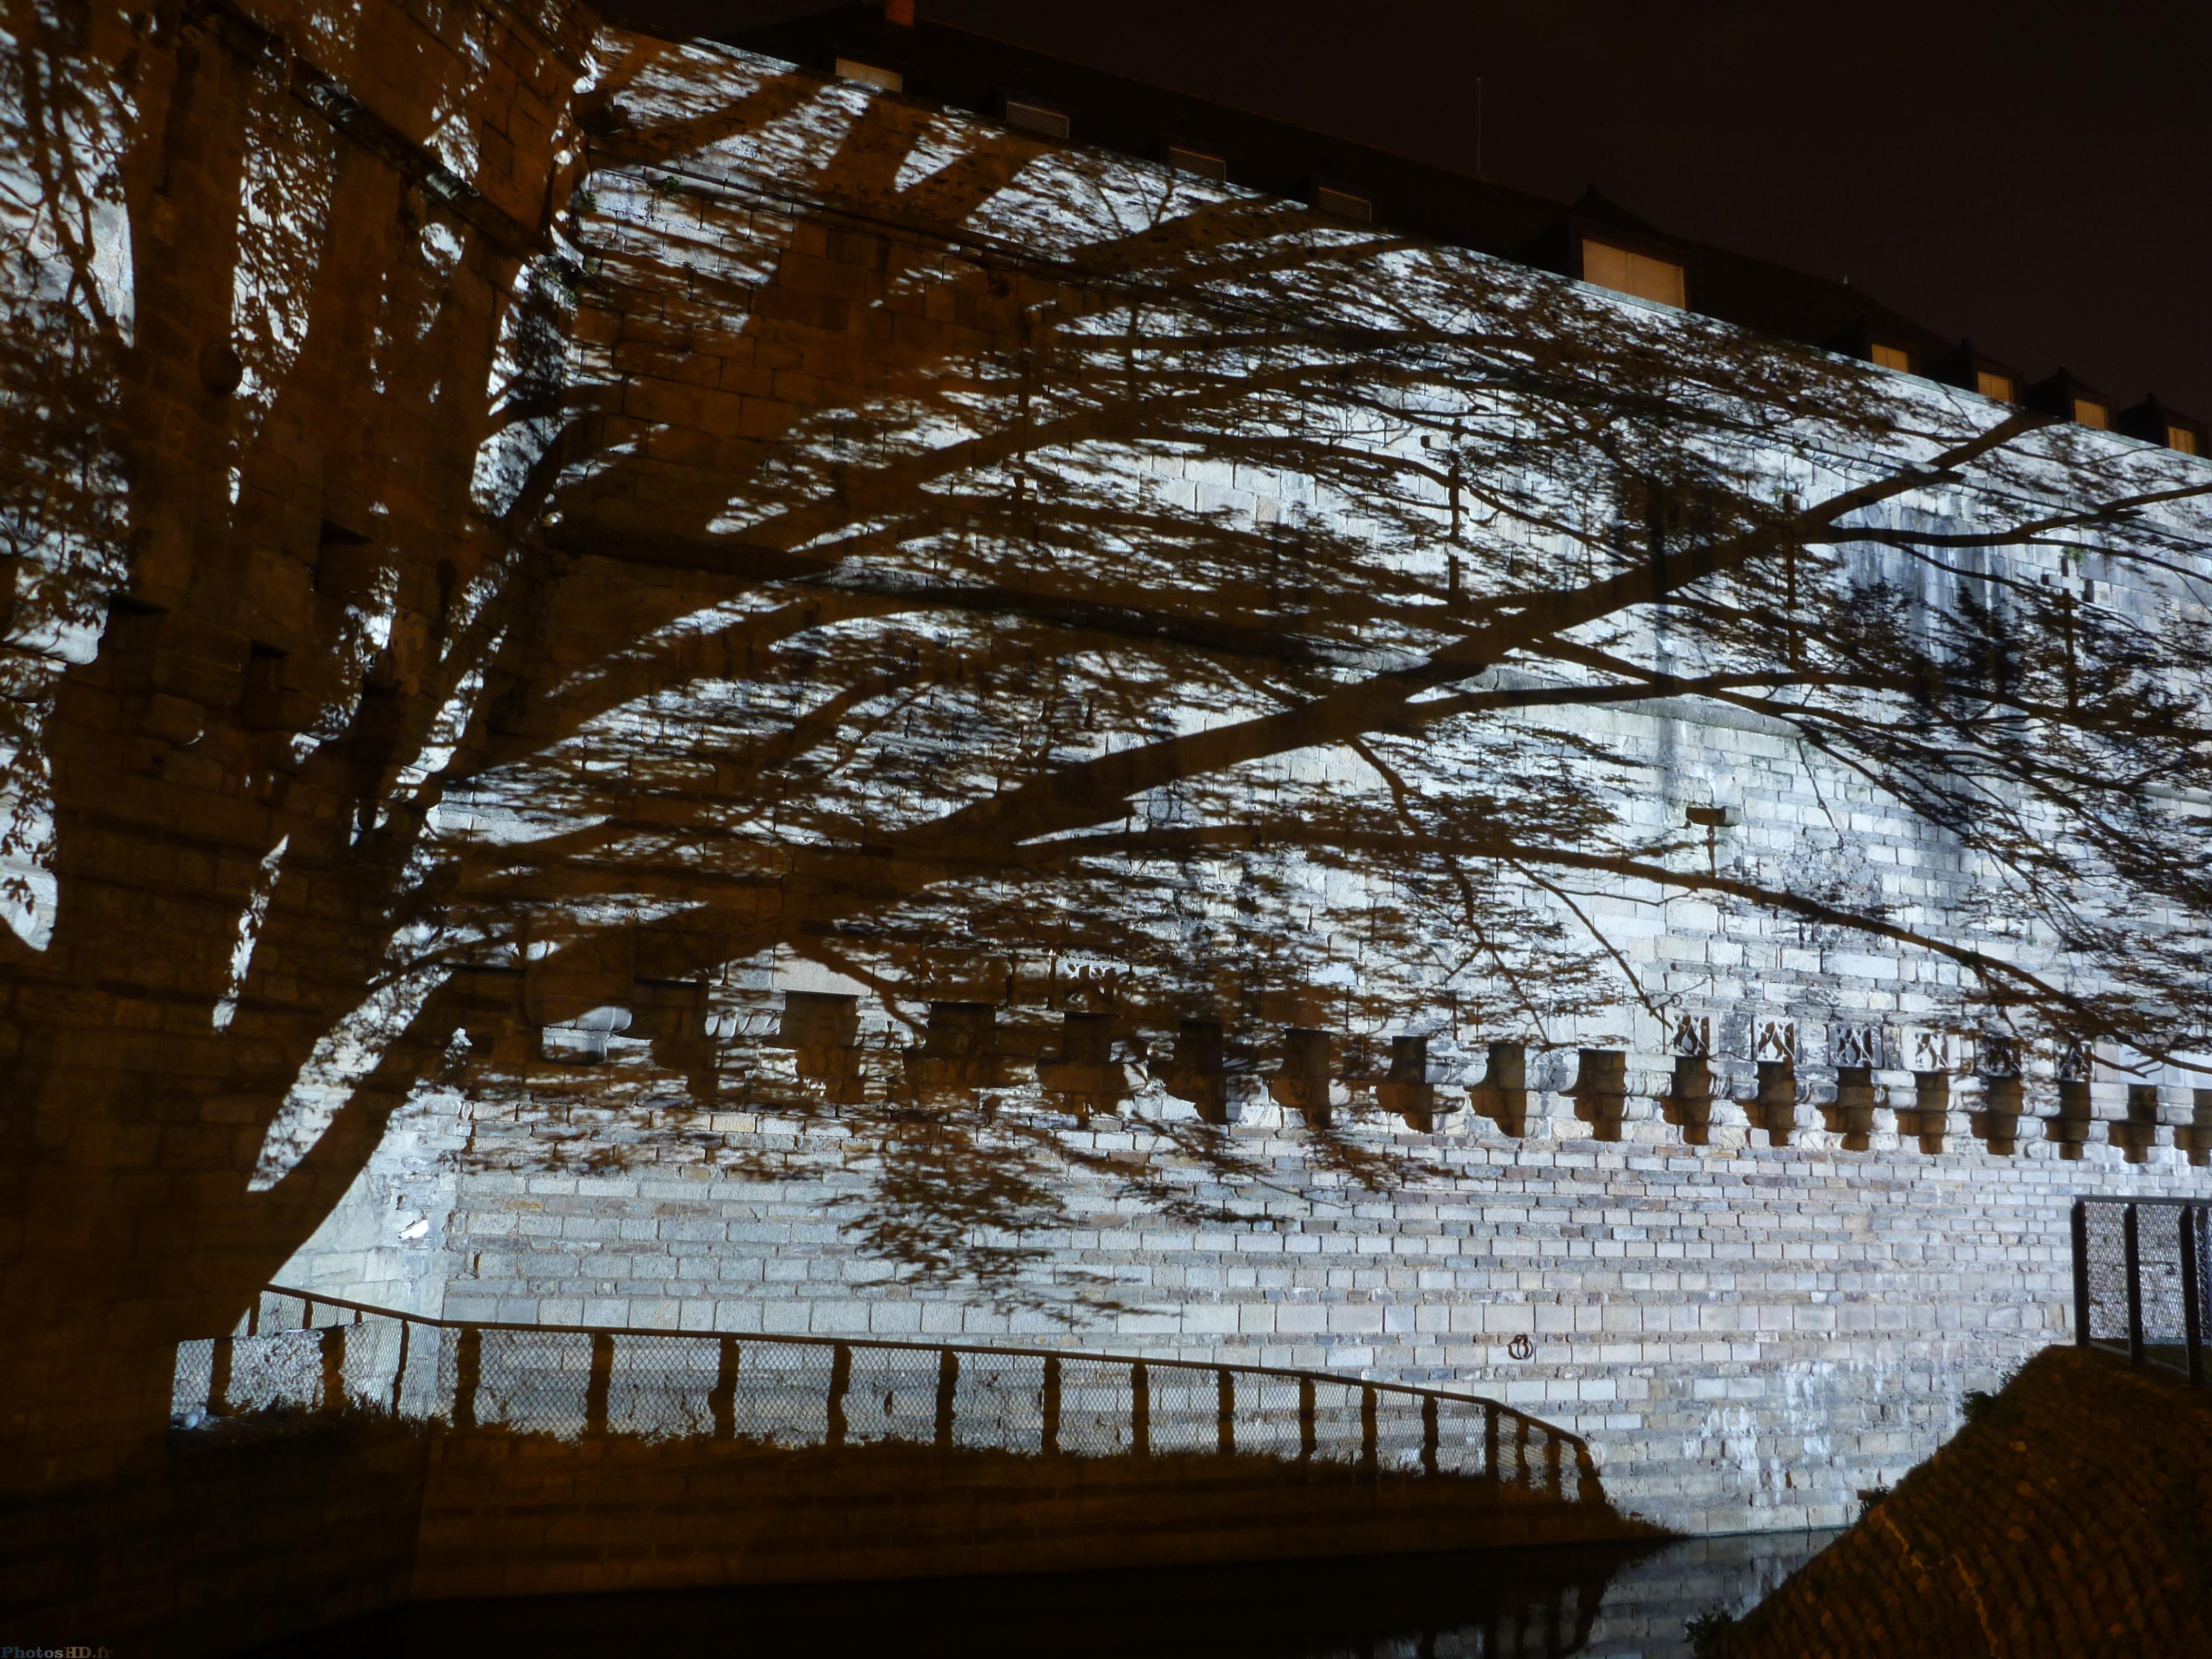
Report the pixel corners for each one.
[251,1531,1836,1658]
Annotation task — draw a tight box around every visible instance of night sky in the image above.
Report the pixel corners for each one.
[630,0,2212,421]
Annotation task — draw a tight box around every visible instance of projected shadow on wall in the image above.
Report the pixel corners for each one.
[8,2,2212,1482]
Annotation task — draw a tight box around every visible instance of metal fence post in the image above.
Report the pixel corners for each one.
[209,1334,234,1418]
[1216,1368,1235,1456]
[2072,1198,2091,1347]
[1484,1401,1500,1483]
[711,1338,737,1439]
[454,1326,481,1429]
[586,1332,614,1436]
[389,1319,411,1416]
[1042,1356,1061,1457]
[1131,1361,1150,1457]
[320,1324,348,1413]
[935,1349,958,1448]
[2125,1203,2145,1367]
[1298,1377,1316,1463]
[826,1342,852,1447]
[1576,1443,1605,1507]
[2184,1206,2204,1387]
[1360,1385,1378,1475]
[1421,1395,1438,1477]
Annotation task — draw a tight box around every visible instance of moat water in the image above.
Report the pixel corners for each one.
[249,1529,1839,1657]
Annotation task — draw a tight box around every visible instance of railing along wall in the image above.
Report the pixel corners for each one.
[2073,1197,2212,1385]
[172,1286,1602,1505]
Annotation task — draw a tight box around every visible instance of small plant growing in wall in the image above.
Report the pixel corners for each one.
[1960,1362,2025,1430]
[1685,1604,1735,1656]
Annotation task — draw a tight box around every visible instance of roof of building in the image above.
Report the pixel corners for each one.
[705,2,2198,442]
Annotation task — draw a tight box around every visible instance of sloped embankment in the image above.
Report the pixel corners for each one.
[1724,1345,2212,1658]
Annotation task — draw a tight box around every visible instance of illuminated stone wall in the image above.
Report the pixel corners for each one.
[223,27,2212,1535]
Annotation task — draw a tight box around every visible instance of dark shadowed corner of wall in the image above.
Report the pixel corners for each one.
[1721,1346,2212,1659]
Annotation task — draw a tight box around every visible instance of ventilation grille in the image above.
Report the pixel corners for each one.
[1004,97,1070,141]
[1167,144,1228,181]
[1312,184,1372,223]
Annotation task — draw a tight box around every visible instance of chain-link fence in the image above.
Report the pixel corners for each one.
[2074,1198,2210,1382]
[172,1285,1600,1504]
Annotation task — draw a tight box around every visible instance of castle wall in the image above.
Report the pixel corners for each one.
[351,719,2206,1535]
[278,32,2212,1536]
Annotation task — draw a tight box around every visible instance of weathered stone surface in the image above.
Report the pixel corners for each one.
[311,1074,2198,1535]
[244,14,2212,1541]
[1725,1345,2212,1657]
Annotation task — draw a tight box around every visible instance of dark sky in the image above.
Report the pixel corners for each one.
[637,1,2212,418]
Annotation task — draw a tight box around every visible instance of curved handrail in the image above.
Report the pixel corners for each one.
[182,1281,1605,1504]
[262,1280,1584,1450]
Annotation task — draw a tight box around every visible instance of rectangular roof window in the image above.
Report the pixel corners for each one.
[1168,145,1228,181]
[2073,397,2110,429]
[1581,238,1685,309]
[1871,342,1912,371]
[2168,423,2201,456]
[1314,185,1372,223]
[1004,97,1070,140]
[834,57,902,92]
[1976,369,2016,403]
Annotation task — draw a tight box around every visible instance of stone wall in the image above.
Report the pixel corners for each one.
[396,1072,2195,1537]
[274,28,2212,1538]
[1726,1344,2212,1657]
